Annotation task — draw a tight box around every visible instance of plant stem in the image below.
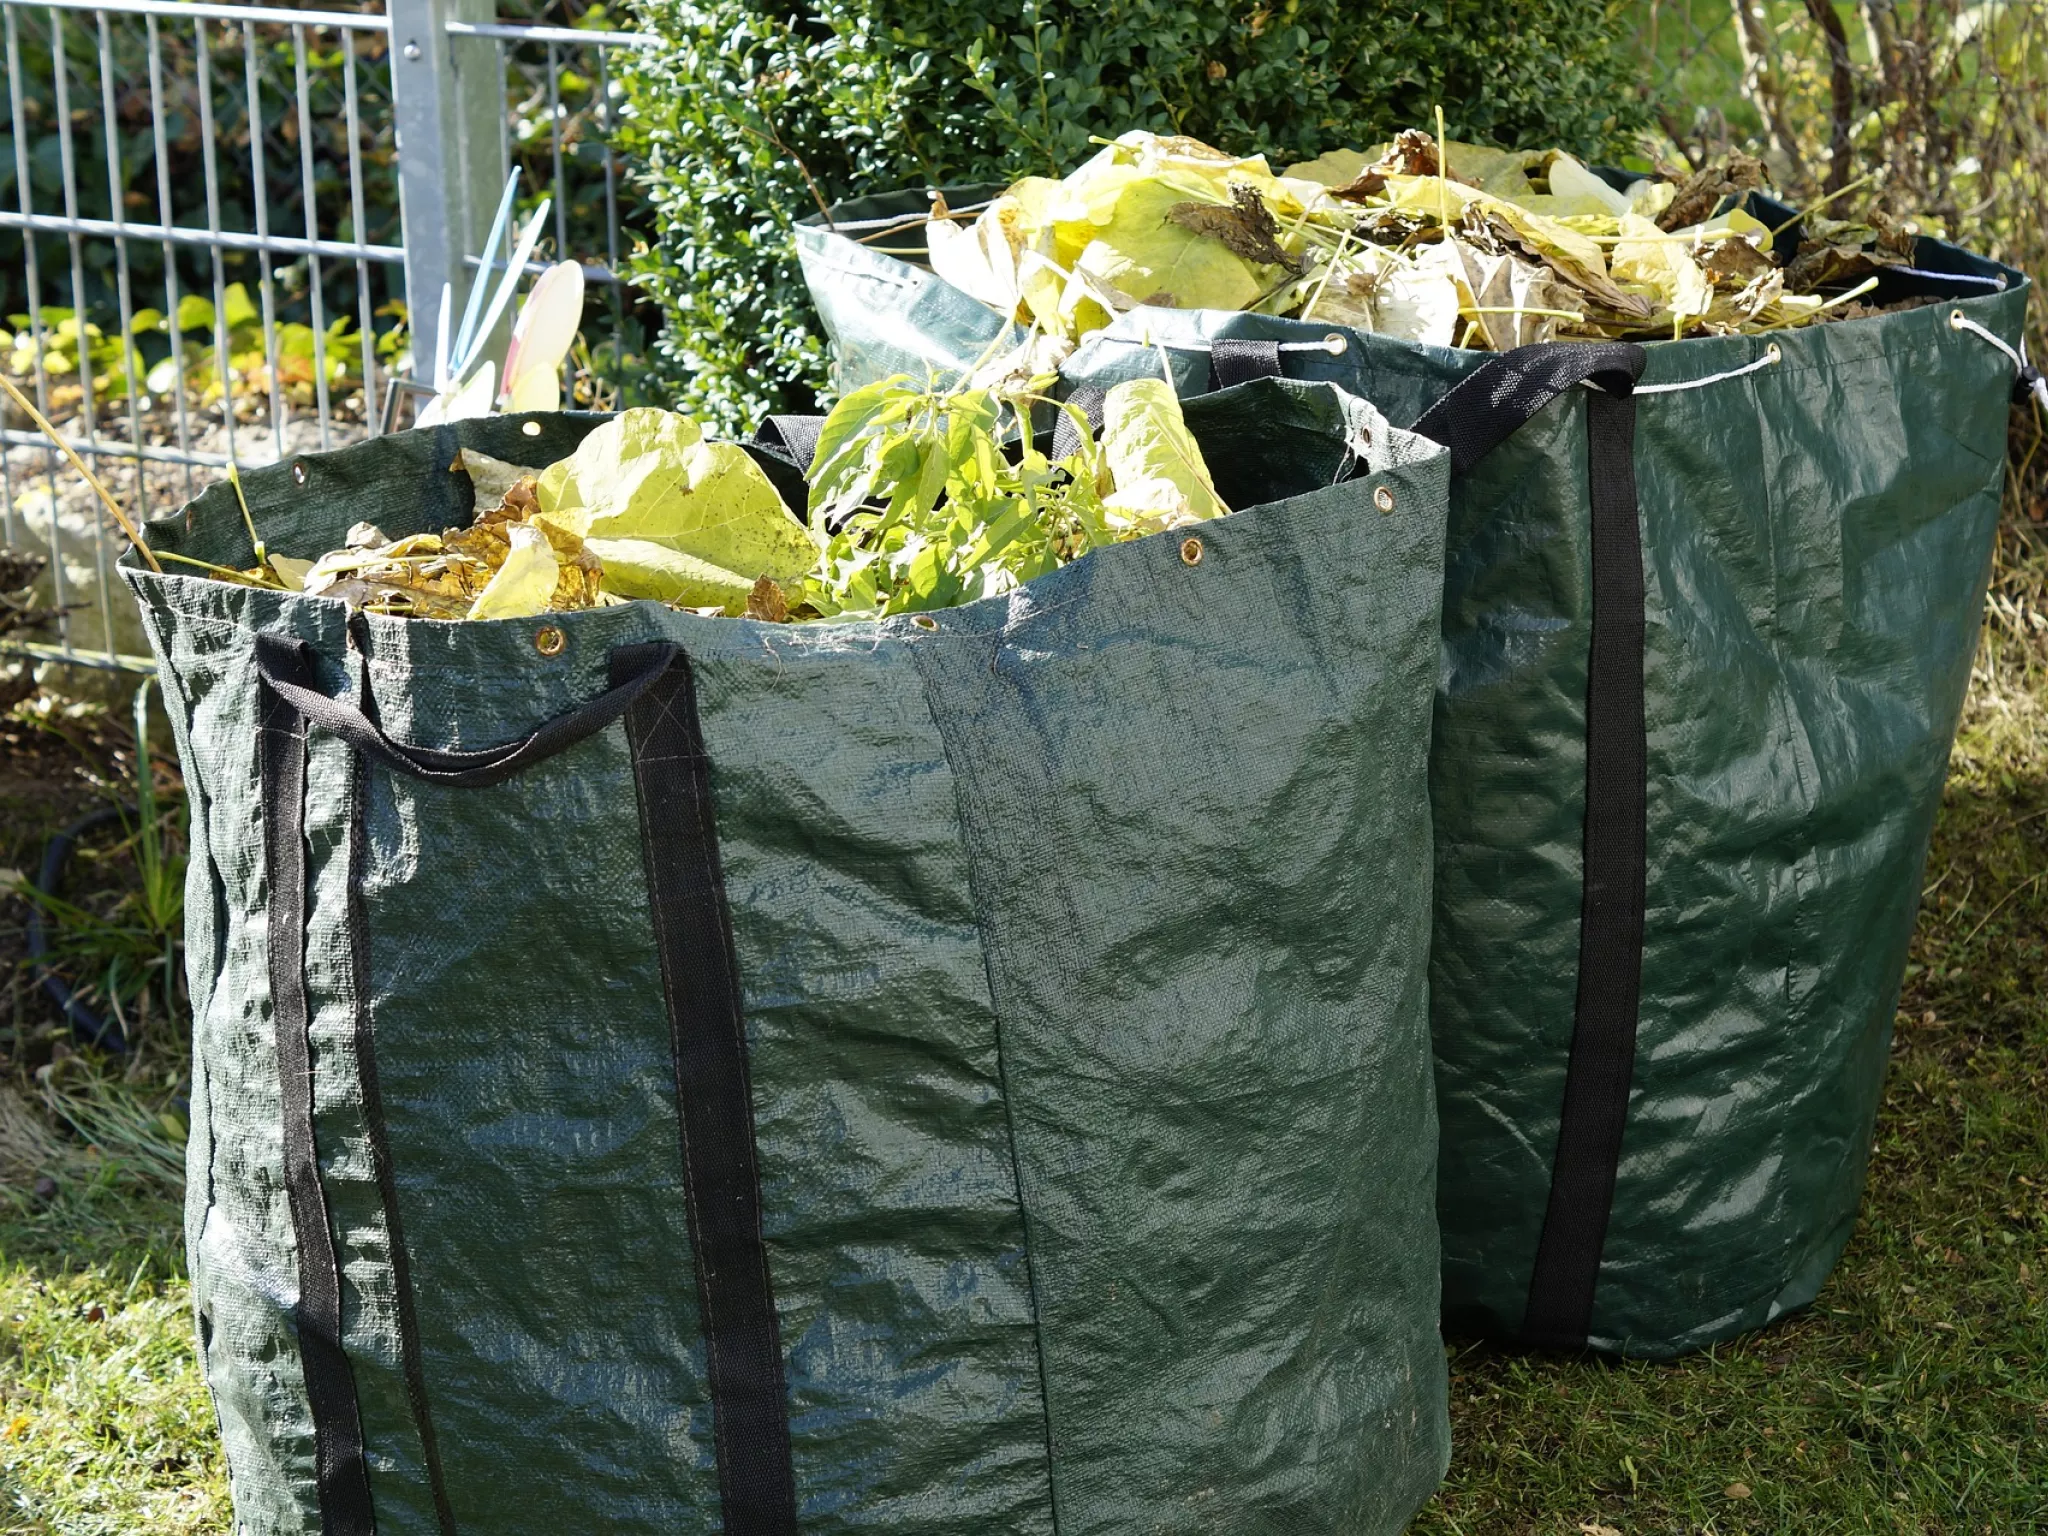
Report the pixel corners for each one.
[0,371,162,573]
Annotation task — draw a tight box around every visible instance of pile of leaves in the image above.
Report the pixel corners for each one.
[923,129,1932,351]
[185,369,1230,623]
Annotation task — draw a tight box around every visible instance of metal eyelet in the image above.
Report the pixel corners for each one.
[290,461,308,487]
[911,614,938,631]
[1950,308,1968,329]
[1322,333,1347,355]
[533,625,567,657]
[1180,536,1205,566]
[1374,485,1397,514]
[521,419,543,436]
[1764,342,1784,364]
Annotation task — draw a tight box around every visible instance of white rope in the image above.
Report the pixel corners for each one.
[1631,343,1783,395]
[1117,329,1351,356]
[1952,309,2048,413]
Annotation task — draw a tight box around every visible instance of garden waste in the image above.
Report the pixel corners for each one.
[910,127,1938,357]
[800,124,2036,1361]
[182,371,1233,623]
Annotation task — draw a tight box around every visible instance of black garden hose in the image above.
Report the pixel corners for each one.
[23,804,135,1053]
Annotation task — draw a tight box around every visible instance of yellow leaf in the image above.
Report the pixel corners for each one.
[466,525,559,620]
[1612,214,1714,321]
[1099,377,1228,535]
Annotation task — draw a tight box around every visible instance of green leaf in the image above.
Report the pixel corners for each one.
[534,408,817,602]
[1099,377,1228,533]
[221,284,259,331]
[175,294,215,333]
[581,536,759,611]
[807,374,916,515]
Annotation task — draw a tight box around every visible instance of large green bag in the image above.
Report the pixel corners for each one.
[125,382,1455,1534]
[801,194,2033,1356]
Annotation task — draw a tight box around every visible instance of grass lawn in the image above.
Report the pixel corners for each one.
[0,633,2040,1534]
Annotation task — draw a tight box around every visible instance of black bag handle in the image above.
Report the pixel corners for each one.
[254,633,680,789]
[1411,342,1646,475]
[1413,339,1652,1352]
[1209,337,1284,390]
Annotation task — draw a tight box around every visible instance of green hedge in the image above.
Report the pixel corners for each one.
[617,1,1651,428]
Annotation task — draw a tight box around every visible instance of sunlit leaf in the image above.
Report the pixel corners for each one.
[536,408,817,600]
[1099,377,1228,534]
[466,525,559,620]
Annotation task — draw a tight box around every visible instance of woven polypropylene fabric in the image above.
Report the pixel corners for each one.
[127,384,1454,1534]
[801,189,2031,1356]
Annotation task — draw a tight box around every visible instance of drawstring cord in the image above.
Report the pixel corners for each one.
[1632,343,1783,395]
[1950,309,2048,413]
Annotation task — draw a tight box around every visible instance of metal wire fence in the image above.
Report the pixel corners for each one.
[0,0,651,671]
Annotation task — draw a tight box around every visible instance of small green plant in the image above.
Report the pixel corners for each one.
[0,306,145,399]
[16,681,186,1053]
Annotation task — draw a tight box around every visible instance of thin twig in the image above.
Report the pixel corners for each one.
[0,371,162,573]
[1771,169,1884,237]
[736,118,834,230]
[1958,870,2046,949]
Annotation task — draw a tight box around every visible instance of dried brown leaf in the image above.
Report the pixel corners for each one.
[1702,235,1775,286]
[745,574,791,622]
[1166,184,1300,271]
[1328,169,1388,203]
[1656,152,1769,231]
[1378,128,1441,179]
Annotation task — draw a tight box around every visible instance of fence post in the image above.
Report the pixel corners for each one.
[388,0,500,384]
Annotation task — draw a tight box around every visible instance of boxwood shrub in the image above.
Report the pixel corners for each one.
[617,1,1650,427]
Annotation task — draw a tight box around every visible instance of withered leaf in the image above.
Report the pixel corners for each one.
[1167,184,1301,272]
[1701,235,1774,286]
[1328,169,1388,203]
[1378,128,1441,179]
[745,574,791,622]
[1783,241,1901,292]
[1656,151,1768,231]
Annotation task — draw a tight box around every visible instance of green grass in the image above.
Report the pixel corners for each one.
[0,1171,227,1533]
[0,638,2042,1533]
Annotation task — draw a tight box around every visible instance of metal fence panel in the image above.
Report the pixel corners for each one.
[0,0,648,671]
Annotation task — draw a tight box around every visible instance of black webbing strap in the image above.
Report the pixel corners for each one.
[1412,341,1650,1352]
[254,635,675,790]
[1411,341,1645,476]
[1209,337,1282,390]
[1519,384,1650,1351]
[615,644,798,1535]
[260,669,376,1535]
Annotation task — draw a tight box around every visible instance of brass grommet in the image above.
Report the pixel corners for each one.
[911,614,938,631]
[533,625,567,657]
[521,419,543,437]
[1949,308,1967,329]
[290,461,309,487]
[1179,536,1204,566]
[1373,485,1397,514]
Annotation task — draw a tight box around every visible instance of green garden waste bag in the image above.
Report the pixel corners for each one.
[802,191,2034,1357]
[123,382,1455,1535]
